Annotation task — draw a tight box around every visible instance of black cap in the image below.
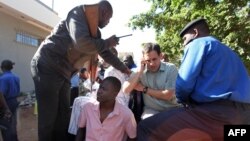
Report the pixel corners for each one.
[1,60,15,70]
[179,18,206,37]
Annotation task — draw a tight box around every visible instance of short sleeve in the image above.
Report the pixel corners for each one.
[78,105,88,128]
[164,64,178,89]
[125,111,137,138]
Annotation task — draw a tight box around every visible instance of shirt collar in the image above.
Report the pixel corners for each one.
[93,101,120,116]
[112,101,120,115]
[2,71,11,74]
[159,62,165,72]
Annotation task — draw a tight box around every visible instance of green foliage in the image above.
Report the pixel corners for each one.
[129,0,250,72]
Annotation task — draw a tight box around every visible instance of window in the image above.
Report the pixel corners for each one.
[16,32,40,47]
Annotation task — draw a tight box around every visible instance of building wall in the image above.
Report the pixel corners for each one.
[0,11,50,92]
[0,0,59,29]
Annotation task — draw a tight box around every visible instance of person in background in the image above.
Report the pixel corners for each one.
[70,67,89,106]
[104,48,130,106]
[95,62,106,84]
[123,55,137,71]
[78,68,89,96]
[136,18,250,141]
[0,60,20,141]
[70,73,80,107]
[123,43,180,120]
[75,76,137,141]
[96,55,112,84]
[30,1,131,141]
[122,54,143,122]
[161,52,169,62]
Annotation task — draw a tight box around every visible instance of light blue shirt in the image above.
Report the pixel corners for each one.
[140,62,179,111]
[70,74,79,88]
[176,36,250,104]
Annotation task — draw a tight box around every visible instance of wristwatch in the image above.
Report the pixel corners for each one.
[143,86,148,94]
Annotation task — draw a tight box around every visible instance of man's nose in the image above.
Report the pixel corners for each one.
[148,62,154,66]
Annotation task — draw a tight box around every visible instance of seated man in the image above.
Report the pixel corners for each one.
[75,76,137,141]
[123,43,180,120]
[123,54,137,71]
[68,96,96,136]
[68,74,99,137]
[136,18,250,141]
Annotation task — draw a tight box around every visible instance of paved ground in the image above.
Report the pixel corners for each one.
[17,105,38,141]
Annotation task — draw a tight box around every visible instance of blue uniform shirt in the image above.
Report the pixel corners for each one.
[0,71,20,100]
[176,36,250,104]
[70,74,80,88]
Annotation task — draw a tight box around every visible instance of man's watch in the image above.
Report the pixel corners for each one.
[143,86,148,94]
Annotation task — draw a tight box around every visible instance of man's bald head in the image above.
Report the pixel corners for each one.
[98,0,113,28]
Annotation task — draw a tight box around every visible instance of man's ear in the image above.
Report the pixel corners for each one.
[193,28,199,38]
[102,8,109,17]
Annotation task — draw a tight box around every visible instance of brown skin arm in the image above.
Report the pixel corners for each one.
[122,60,145,94]
[0,92,8,109]
[75,127,86,141]
[0,92,12,119]
[146,87,175,101]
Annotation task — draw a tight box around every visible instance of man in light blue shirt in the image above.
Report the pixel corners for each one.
[123,43,179,120]
[137,18,250,141]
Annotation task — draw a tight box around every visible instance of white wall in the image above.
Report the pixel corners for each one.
[0,0,60,28]
[0,11,50,92]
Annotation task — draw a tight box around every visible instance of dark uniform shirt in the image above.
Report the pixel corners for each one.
[32,5,127,80]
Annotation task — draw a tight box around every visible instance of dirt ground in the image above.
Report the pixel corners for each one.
[17,106,38,141]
